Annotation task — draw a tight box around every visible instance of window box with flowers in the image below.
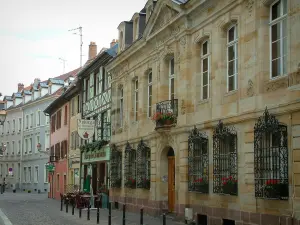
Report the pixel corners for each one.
[222,176,238,195]
[264,179,288,199]
[152,112,176,128]
[142,178,150,189]
[125,178,136,189]
[193,178,209,193]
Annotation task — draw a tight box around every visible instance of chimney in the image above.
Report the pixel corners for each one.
[88,42,97,60]
[110,39,118,48]
[18,83,24,92]
[34,78,41,86]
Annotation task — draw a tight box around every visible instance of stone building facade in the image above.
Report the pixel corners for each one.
[106,0,300,224]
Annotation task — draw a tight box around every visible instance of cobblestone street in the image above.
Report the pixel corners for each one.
[0,191,185,225]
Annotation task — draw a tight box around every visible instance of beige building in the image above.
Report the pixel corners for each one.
[106,0,300,224]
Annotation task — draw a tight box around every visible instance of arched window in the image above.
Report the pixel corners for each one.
[110,144,122,188]
[254,108,288,200]
[136,140,151,189]
[188,126,209,193]
[213,121,238,195]
[124,142,136,189]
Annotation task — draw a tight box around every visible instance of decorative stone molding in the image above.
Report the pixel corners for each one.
[245,0,255,16]
[247,79,254,97]
[181,99,186,115]
[261,0,275,7]
[193,29,211,44]
[123,121,128,132]
[288,70,300,87]
[264,77,288,92]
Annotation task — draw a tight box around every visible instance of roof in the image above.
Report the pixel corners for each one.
[3,96,12,101]
[12,93,22,98]
[48,78,64,85]
[53,67,81,81]
[23,90,31,95]
[38,82,48,88]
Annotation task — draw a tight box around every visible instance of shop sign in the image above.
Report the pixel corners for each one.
[46,164,55,172]
[77,119,95,140]
[82,146,110,163]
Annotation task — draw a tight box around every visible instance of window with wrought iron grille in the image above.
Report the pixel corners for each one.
[136,140,151,189]
[254,108,288,200]
[124,142,136,189]
[188,126,209,193]
[110,144,122,188]
[213,121,238,195]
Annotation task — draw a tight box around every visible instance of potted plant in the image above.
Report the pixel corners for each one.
[143,178,150,189]
[126,178,136,189]
[193,178,209,193]
[222,176,238,195]
[152,112,176,126]
[264,179,288,199]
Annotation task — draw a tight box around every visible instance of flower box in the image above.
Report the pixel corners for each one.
[193,178,209,193]
[264,179,288,199]
[125,178,136,189]
[222,176,238,195]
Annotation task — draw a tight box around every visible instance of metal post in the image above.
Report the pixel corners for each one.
[163,213,166,225]
[79,208,82,218]
[97,205,100,224]
[108,202,111,225]
[72,204,75,215]
[123,204,126,225]
[66,201,69,213]
[140,208,143,225]
[87,204,90,220]
[60,198,63,211]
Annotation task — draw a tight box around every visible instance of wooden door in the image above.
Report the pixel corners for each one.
[168,156,175,212]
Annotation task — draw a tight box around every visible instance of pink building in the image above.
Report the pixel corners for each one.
[45,96,70,200]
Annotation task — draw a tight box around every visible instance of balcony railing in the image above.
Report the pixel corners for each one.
[155,99,178,129]
[49,156,59,162]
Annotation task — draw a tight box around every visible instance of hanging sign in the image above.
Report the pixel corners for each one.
[77,119,95,140]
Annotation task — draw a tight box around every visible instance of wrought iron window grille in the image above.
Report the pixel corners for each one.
[188,126,209,193]
[254,107,288,200]
[124,142,137,189]
[154,99,178,128]
[110,144,122,188]
[213,120,238,195]
[136,139,151,189]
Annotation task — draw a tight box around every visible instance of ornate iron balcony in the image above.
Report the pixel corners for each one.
[49,156,59,162]
[154,99,178,129]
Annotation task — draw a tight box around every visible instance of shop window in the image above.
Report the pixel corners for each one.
[213,121,238,195]
[136,140,151,189]
[254,108,288,200]
[110,144,122,188]
[124,142,136,189]
[188,126,209,193]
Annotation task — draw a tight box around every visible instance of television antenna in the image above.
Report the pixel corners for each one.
[68,26,83,68]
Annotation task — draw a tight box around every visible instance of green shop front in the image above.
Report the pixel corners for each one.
[80,142,110,206]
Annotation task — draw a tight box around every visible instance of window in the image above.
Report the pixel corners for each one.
[270,0,287,78]
[36,111,40,126]
[51,115,56,132]
[188,127,209,193]
[30,113,34,128]
[55,143,61,159]
[7,121,9,134]
[64,174,67,193]
[100,111,110,141]
[36,135,40,152]
[34,166,39,183]
[18,140,21,154]
[29,138,32,153]
[12,141,15,155]
[77,95,81,113]
[147,72,153,117]
[56,174,60,191]
[18,118,21,132]
[227,24,238,92]
[94,72,98,96]
[134,79,139,121]
[124,142,136,188]
[136,140,151,189]
[28,167,31,183]
[254,108,288,199]
[110,145,122,188]
[89,74,94,99]
[23,167,27,183]
[24,139,28,154]
[45,115,49,124]
[169,57,175,100]
[64,105,68,125]
[71,98,75,116]
[119,88,124,127]
[56,110,62,129]
[45,133,50,151]
[213,121,238,195]
[26,115,29,129]
[44,164,49,183]
[85,78,90,101]
[6,142,9,155]
[201,40,210,100]
[12,120,15,132]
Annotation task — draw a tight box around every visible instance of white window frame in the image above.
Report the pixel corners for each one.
[147,72,153,117]
[12,119,15,133]
[201,40,210,100]
[119,88,124,127]
[18,140,21,155]
[269,0,287,79]
[6,142,9,155]
[36,135,40,153]
[29,138,32,153]
[134,79,139,121]
[28,166,31,183]
[34,165,39,183]
[23,167,27,183]
[169,57,175,100]
[227,24,238,92]
[12,141,15,155]
[26,115,29,129]
[18,118,22,132]
[44,164,49,183]
[30,113,34,128]
[36,110,41,126]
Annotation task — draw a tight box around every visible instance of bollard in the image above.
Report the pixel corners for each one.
[122,204,126,225]
[79,208,82,218]
[66,201,69,213]
[108,202,112,225]
[97,205,100,224]
[87,204,90,220]
[140,208,143,225]
[60,198,63,211]
[163,213,166,225]
[72,204,75,215]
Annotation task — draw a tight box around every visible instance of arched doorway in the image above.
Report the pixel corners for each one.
[167,147,175,212]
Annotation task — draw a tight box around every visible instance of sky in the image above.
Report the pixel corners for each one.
[0,0,147,99]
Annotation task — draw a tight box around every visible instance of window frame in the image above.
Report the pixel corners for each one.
[134,79,139,121]
[147,71,153,118]
[119,88,124,127]
[34,165,39,183]
[201,40,210,100]
[169,57,175,100]
[226,24,238,92]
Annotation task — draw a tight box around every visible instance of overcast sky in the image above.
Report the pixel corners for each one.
[0,0,147,99]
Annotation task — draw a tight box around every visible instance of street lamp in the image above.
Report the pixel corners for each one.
[0,110,6,126]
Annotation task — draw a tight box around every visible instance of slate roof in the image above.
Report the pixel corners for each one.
[48,78,64,85]
[39,82,48,88]
[3,96,12,101]
[23,90,31,95]
[12,93,22,98]
[52,67,81,81]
